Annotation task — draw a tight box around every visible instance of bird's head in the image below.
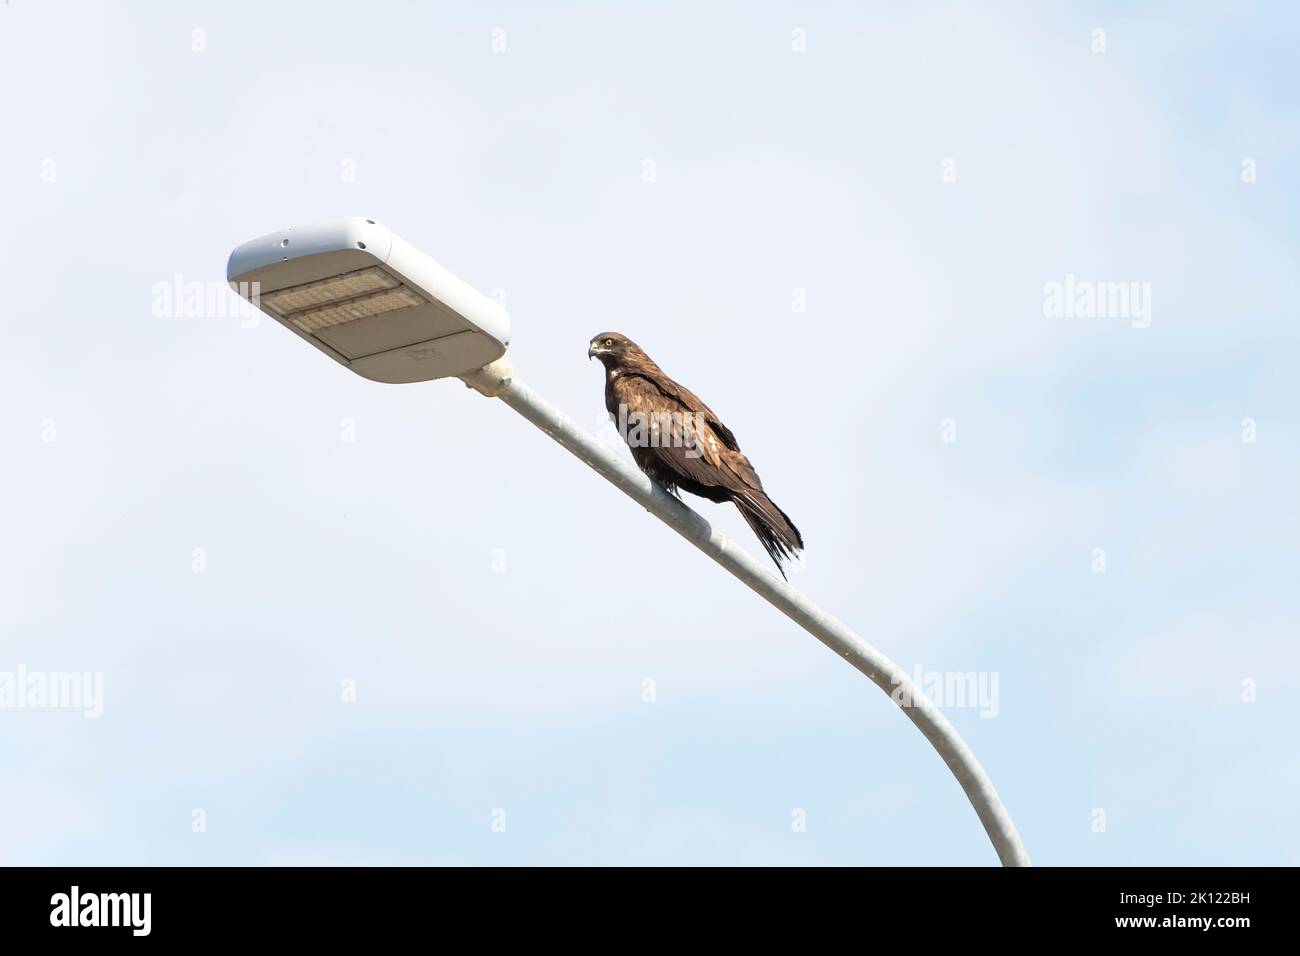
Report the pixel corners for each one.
[588,331,646,369]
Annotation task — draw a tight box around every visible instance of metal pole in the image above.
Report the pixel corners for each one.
[462,359,1030,866]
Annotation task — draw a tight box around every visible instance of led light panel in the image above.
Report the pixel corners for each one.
[262,266,399,315]
[290,285,426,333]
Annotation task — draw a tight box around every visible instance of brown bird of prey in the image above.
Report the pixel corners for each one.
[588,332,804,577]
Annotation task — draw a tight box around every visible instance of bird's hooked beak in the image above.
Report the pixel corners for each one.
[587,343,597,361]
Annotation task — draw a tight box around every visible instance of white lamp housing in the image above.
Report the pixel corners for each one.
[227,217,510,383]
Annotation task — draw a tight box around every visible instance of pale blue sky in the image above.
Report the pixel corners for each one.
[1,1,1296,865]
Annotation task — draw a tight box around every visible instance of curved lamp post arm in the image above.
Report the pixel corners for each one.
[462,359,1030,867]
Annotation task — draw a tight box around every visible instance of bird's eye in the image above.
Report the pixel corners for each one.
[603,338,614,347]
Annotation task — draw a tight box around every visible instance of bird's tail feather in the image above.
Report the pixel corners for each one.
[733,491,804,580]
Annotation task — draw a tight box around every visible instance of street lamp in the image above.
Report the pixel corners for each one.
[228,217,1031,866]
[226,217,509,383]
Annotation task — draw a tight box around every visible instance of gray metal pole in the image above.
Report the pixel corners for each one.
[462,359,1030,866]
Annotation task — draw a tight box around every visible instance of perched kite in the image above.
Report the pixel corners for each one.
[588,332,804,578]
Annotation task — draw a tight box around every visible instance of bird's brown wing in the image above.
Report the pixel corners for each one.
[639,374,741,451]
[613,373,760,497]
